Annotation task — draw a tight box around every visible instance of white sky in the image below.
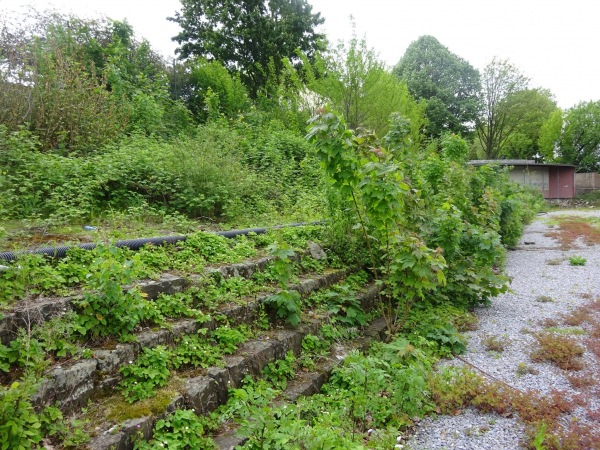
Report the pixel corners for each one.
[1,0,598,109]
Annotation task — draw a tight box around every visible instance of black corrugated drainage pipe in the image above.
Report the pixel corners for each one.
[0,222,320,262]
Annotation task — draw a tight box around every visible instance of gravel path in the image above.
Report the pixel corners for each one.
[406,209,600,450]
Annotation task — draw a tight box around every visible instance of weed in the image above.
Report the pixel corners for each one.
[535,295,554,303]
[547,421,600,450]
[516,362,539,376]
[40,405,89,448]
[212,326,249,355]
[568,255,587,266]
[299,256,325,274]
[426,324,466,356]
[0,380,42,449]
[566,372,596,390]
[453,312,479,332]
[546,258,564,265]
[265,290,302,327]
[170,335,222,370]
[119,346,171,403]
[427,367,482,414]
[32,313,81,361]
[531,332,585,370]
[146,291,207,323]
[320,285,367,327]
[72,245,149,340]
[299,333,331,370]
[301,334,330,356]
[586,299,600,313]
[587,408,600,422]
[262,351,296,390]
[195,273,262,310]
[540,318,559,328]
[504,388,573,424]
[481,333,511,353]
[544,218,600,249]
[562,307,590,326]
[470,381,513,416]
[264,242,302,326]
[133,409,216,449]
[585,337,600,358]
[530,422,548,450]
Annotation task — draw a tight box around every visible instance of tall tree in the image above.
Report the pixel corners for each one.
[555,101,600,172]
[538,108,563,161]
[499,88,558,160]
[393,35,481,138]
[169,0,325,98]
[300,30,425,140]
[171,58,250,122]
[476,58,529,158]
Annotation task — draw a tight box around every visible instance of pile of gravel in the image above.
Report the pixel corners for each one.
[406,210,600,450]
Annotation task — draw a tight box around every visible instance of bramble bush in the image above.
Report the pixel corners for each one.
[0,117,323,225]
[307,109,541,327]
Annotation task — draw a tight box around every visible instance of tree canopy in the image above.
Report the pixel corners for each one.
[476,57,529,158]
[169,0,325,98]
[498,88,558,160]
[553,101,600,172]
[304,33,425,139]
[393,35,480,138]
[0,11,190,151]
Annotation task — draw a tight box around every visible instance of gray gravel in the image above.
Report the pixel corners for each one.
[406,210,600,450]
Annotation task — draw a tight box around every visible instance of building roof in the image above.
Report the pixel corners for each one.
[468,159,576,168]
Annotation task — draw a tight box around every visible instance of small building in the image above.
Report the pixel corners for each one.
[468,160,576,199]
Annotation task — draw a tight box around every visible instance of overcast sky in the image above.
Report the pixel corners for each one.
[1,0,598,109]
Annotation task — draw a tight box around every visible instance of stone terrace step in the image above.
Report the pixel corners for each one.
[87,284,382,450]
[2,242,329,345]
[212,316,388,450]
[0,254,283,345]
[31,268,350,414]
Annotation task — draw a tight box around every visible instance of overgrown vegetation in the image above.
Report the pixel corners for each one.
[307,110,539,332]
[0,4,554,449]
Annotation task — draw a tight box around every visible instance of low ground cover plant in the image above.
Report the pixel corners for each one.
[544,217,600,249]
[530,332,585,371]
[481,333,511,353]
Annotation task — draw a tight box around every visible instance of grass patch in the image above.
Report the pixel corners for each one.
[544,327,586,335]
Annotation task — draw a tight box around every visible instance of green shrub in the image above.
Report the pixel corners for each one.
[0,381,43,449]
[72,245,149,340]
